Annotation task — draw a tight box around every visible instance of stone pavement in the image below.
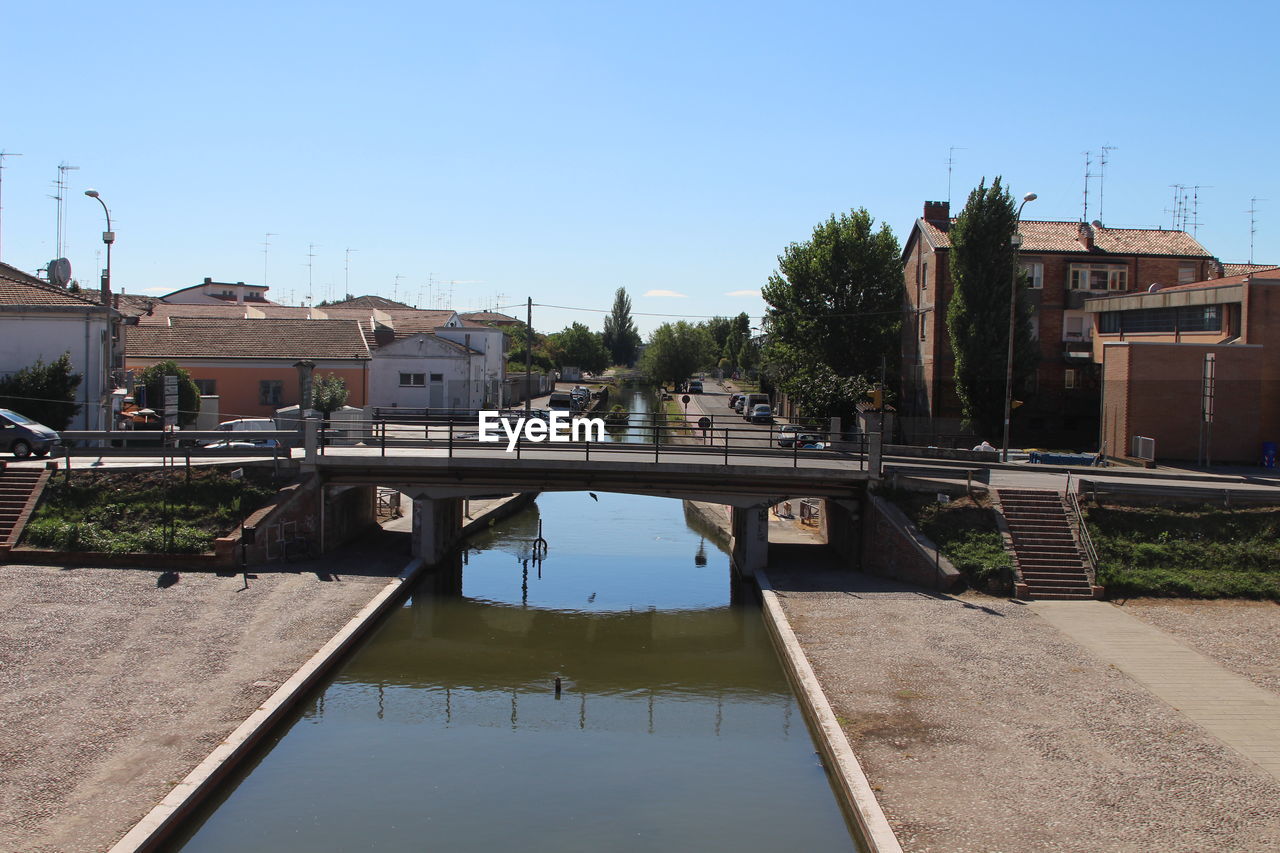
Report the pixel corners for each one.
[1034,600,1280,781]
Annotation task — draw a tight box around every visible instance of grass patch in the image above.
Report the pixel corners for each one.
[879,488,1011,590]
[1085,504,1280,600]
[24,467,280,554]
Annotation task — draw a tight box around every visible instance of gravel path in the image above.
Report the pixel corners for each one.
[766,558,1280,853]
[1118,599,1280,696]
[0,537,408,853]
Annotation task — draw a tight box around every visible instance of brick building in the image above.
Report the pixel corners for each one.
[899,200,1217,448]
[1084,268,1280,464]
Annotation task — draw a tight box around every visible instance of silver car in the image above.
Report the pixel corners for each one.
[0,408,59,458]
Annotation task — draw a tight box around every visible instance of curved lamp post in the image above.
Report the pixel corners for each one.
[85,189,116,430]
[1001,192,1037,462]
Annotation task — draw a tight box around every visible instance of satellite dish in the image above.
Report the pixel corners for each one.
[1091,220,1104,229]
[48,257,72,288]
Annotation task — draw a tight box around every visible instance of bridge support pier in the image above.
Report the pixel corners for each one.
[730,505,769,575]
[411,496,464,567]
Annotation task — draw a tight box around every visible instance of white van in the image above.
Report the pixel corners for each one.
[201,418,276,446]
[741,393,768,419]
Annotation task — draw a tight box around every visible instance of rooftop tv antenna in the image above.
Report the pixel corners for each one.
[1248,197,1267,265]
[946,146,966,205]
[304,242,318,305]
[1097,145,1117,221]
[0,150,21,261]
[1081,151,1094,222]
[52,162,80,258]
[262,232,277,286]
[393,273,403,303]
[344,247,357,297]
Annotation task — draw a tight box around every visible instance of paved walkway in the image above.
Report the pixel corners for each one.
[1034,600,1280,781]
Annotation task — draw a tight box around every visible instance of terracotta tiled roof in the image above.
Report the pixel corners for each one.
[1136,273,1252,294]
[322,295,414,310]
[917,219,1213,258]
[1221,263,1279,277]
[126,318,371,360]
[0,262,101,306]
[460,310,519,325]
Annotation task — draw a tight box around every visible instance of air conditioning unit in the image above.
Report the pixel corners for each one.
[1131,435,1155,461]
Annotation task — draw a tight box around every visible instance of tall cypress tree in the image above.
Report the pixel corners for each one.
[946,177,1037,439]
[602,287,640,366]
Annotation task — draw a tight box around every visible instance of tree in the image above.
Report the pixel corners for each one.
[602,287,641,366]
[639,322,715,386]
[137,361,201,427]
[548,323,610,374]
[946,177,1038,438]
[761,208,902,420]
[311,373,349,415]
[0,352,83,429]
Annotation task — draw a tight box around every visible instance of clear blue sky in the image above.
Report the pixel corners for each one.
[4,0,1276,335]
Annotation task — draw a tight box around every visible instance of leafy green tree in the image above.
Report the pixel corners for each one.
[602,288,641,366]
[504,321,557,373]
[0,352,83,429]
[946,177,1038,438]
[640,322,715,386]
[311,373,349,415]
[548,322,610,374]
[761,209,902,420]
[137,361,201,427]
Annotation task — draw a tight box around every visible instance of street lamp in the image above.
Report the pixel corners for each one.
[85,189,116,431]
[1001,192,1037,463]
[84,189,114,303]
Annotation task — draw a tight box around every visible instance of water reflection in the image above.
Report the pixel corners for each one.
[168,487,857,853]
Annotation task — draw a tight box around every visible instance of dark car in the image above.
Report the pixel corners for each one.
[0,408,59,458]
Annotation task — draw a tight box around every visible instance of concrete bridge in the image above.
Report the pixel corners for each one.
[298,420,878,573]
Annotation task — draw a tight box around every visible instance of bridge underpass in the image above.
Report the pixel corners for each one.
[308,454,872,574]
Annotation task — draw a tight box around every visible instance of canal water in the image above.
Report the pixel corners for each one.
[167,386,859,852]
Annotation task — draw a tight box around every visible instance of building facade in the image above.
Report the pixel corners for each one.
[900,200,1217,448]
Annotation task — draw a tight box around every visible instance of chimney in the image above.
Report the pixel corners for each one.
[236,281,245,304]
[1078,221,1094,251]
[923,200,950,223]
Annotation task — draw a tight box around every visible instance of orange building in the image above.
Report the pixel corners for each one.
[125,317,371,420]
[1085,268,1280,464]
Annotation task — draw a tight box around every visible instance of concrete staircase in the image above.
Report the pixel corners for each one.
[996,488,1096,600]
[0,464,52,559]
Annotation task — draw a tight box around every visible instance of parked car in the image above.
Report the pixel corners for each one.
[688,379,703,393]
[0,408,58,458]
[749,403,772,424]
[548,391,575,413]
[201,418,277,447]
[733,396,747,414]
[203,438,283,450]
[776,424,803,447]
[728,393,741,410]
[741,393,768,419]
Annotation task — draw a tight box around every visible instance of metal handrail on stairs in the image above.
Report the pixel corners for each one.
[1064,487,1100,587]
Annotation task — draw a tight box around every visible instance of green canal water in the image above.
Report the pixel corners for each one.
[167,386,859,851]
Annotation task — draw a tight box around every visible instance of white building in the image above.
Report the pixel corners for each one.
[369,333,488,411]
[0,262,119,429]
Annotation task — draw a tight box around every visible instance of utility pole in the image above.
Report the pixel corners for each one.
[0,151,21,262]
[525,297,533,415]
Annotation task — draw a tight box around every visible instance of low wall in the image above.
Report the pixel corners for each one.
[861,495,963,591]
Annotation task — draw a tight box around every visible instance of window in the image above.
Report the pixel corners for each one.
[1063,315,1086,340]
[921,261,928,291]
[1069,263,1128,291]
[1064,368,1079,389]
[430,373,443,382]
[193,379,217,395]
[259,380,283,406]
[1021,259,1044,289]
[1178,263,1198,285]
[919,314,927,340]
[1099,305,1223,334]
[399,373,425,387]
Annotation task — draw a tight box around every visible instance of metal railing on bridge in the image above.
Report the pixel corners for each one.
[321,410,871,469]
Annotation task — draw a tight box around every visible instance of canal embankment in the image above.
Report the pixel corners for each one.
[0,494,529,853]
[693,500,1280,852]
